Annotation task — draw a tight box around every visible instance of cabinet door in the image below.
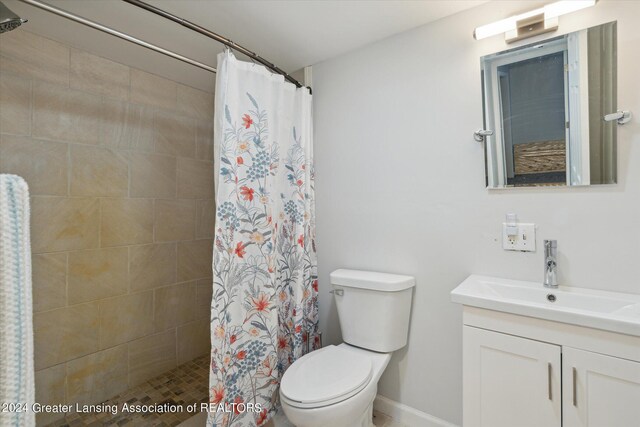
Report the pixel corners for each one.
[463,326,561,427]
[563,347,640,427]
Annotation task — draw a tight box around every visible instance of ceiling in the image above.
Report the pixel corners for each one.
[4,0,486,91]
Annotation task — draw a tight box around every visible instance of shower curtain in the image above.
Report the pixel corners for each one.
[208,52,318,427]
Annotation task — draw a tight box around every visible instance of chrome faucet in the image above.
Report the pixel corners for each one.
[543,240,558,288]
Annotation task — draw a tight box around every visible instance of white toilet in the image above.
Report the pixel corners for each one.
[280,269,415,427]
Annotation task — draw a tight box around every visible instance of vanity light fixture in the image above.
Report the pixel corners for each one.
[474,0,597,43]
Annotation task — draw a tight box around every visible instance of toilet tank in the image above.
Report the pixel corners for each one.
[331,269,415,353]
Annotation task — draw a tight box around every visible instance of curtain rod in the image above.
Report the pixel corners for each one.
[122,0,305,89]
[17,0,217,73]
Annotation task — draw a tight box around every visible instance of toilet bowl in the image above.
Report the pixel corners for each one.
[280,269,415,427]
[280,344,390,427]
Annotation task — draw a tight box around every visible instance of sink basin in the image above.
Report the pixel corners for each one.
[451,275,640,337]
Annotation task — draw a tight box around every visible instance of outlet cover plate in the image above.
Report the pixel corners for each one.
[502,223,536,252]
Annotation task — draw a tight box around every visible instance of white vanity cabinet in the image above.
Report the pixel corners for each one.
[462,313,640,427]
[562,347,640,427]
[452,275,640,427]
[463,326,561,427]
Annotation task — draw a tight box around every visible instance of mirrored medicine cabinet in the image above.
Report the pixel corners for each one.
[480,21,618,188]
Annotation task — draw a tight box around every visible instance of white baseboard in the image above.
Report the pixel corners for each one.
[373,395,459,427]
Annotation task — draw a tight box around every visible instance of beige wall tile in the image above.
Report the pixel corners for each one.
[35,364,66,405]
[129,152,176,199]
[130,69,176,109]
[154,199,195,242]
[66,345,128,406]
[31,197,99,253]
[70,49,129,101]
[33,82,101,145]
[128,330,176,387]
[154,282,196,331]
[177,84,214,121]
[153,111,196,158]
[35,364,67,426]
[70,145,128,197]
[196,278,213,320]
[177,157,214,199]
[68,247,128,304]
[1,31,221,410]
[195,120,214,162]
[177,319,210,365]
[0,30,69,85]
[177,239,213,282]
[100,99,154,151]
[0,72,31,135]
[196,199,216,239]
[0,135,68,196]
[34,302,99,370]
[130,243,176,292]
[32,253,67,313]
[100,198,153,247]
[99,291,154,349]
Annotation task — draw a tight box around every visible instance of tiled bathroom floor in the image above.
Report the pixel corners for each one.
[371,410,408,427]
[179,409,405,427]
[46,356,210,426]
[178,410,294,427]
[45,353,405,427]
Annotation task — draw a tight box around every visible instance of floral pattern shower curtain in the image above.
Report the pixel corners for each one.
[208,52,318,427]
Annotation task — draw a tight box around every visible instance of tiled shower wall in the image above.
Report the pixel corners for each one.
[0,30,214,425]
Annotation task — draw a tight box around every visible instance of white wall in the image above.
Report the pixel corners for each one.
[312,1,640,424]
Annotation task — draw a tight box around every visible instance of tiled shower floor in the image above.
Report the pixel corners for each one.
[45,353,405,427]
[46,356,210,427]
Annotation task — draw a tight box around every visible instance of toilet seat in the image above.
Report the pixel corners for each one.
[280,345,373,409]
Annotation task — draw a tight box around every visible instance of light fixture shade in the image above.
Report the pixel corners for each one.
[473,17,517,40]
[474,0,597,41]
[544,0,597,19]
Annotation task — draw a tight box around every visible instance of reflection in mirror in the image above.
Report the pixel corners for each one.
[481,22,617,188]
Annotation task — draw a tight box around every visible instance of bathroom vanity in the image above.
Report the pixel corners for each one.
[451,275,640,427]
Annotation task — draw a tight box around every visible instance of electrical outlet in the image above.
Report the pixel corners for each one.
[502,223,536,252]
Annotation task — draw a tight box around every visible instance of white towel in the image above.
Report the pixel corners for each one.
[0,174,35,427]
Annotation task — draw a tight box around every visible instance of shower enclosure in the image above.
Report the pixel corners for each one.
[0,28,215,425]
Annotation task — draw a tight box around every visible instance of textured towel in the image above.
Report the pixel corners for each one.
[0,174,35,426]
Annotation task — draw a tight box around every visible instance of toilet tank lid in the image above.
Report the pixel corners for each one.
[330,269,415,292]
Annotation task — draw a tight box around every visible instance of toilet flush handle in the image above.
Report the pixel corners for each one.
[330,289,344,296]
